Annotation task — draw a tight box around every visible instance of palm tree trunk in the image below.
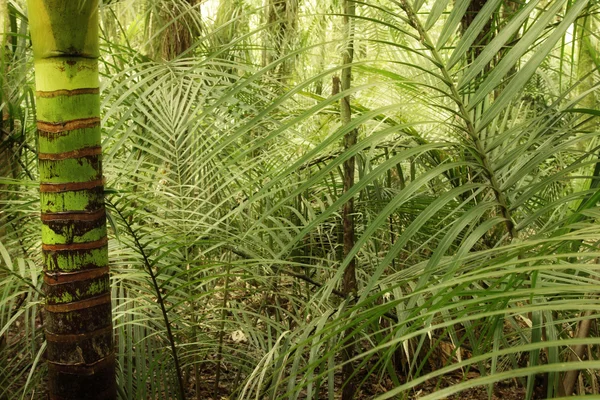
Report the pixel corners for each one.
[263,0,299,82]
[0,0,8,177]
[0,0,8,269]
[27,1,115,398]
[340,0,357,398]
[460,0,490,60]
[159,0,201,60]
[0,0,12,184]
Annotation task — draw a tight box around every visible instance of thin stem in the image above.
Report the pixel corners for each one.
[107,199,186,400]
[341,1,358,398]
[213,250,232,399]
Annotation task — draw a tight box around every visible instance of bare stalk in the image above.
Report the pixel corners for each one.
[560,310,594,396]
[213,251,232,399]
[340,0,358,398]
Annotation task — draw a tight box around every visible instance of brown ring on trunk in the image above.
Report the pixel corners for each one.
[45,292,111,313]
[41,208,106,222]
[37,117,100,133]
[42,237,108,252]
[44,267,109,284]
[36,88,99,98]
[46,352,115,373]
[45,325,113,343]
[40,178,104,193]
[38,146,102,160]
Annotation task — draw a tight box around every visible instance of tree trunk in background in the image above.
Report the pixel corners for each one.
[560,10,599,397]
[340,0,357,398]
[0,0,9,181]
[26,1,115,398]
[160,0,201,60]
[0,0,20,177]
[263,0,298,82]
[215,0,242,53]
[460,0,490,60]
[575,10,597,113]
[0,0,12,242]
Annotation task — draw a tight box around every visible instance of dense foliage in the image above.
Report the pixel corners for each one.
[2,0,600,398]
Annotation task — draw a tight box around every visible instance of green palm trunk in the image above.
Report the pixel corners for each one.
[27,1,115,398]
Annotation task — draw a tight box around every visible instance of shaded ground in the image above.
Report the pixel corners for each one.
[0,316,566,400]
[408,379,526,399]
[191,361,529,400]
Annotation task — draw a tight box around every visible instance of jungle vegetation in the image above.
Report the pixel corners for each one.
[2,0,600,399]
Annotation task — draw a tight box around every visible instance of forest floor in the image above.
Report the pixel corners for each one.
[193,362,531,400]
[2,313,546,399]
[196,379,527,400]
[405,379,527,399]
